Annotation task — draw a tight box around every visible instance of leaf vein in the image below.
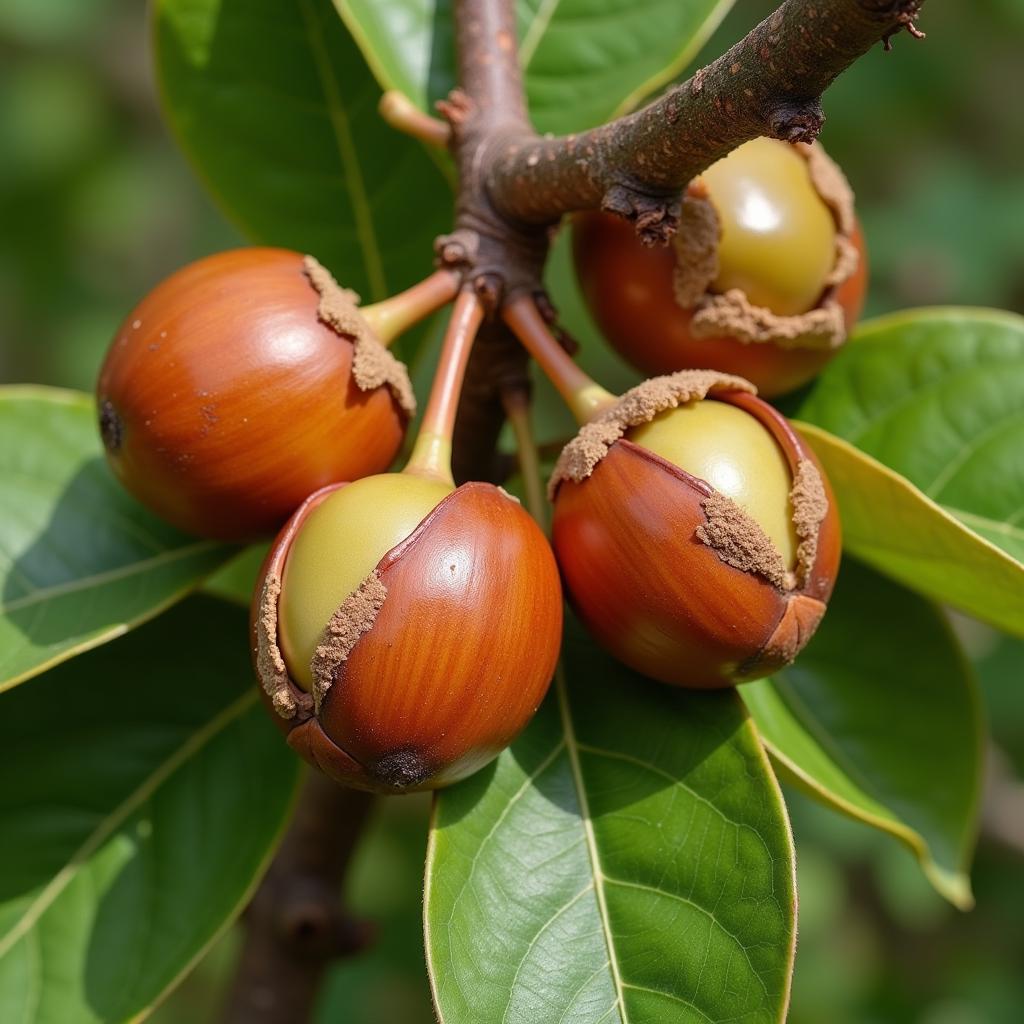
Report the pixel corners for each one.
[499,883,595,1024]
[0,691,257,960]
[924,409,1024,500]
[555,667,629,1021]
[603,876,769,1001]
[0,540,222,614]
[296,0,387,299]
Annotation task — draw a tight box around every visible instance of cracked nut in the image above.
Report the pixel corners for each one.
[573,138,868,397]
[549,371,841,688]
[253,473,564,792]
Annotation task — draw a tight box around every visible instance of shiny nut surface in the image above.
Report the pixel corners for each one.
[254,481,564,792]
[552,392,840,688]
[98,247,407,540]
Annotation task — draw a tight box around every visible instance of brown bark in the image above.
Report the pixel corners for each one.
[221,774,374,1024]
[452,0,530,126]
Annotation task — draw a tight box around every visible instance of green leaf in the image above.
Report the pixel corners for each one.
[0,596,300,1024]
[426,626,796,1024]
[0,387,235,693]
[202,543,269,607]
[796,423,1024,637]
[154,0,451,311]
[797,308,1024,630]
[743,559,982,910]
[516,0,735,134]
[335,0,735,134]
[331,0,456,114]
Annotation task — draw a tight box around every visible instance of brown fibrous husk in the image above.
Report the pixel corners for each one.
[310,570,387,711]
[696,492,788,589]
[548,369,755,497]
[801,141,855,237]
[692,290,847,351]
[255,572,312,721]
[698,456,828,592]
[671,191,720,306]
[790,458,828,589]
[303,256,416,417]
[672,141,860,352]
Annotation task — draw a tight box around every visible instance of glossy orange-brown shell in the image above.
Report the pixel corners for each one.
[97,247,407,541]
[253,481,564,792]
[550,392,841,688]
[572,211,868,398]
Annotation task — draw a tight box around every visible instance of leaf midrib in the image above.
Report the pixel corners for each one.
[297,0,387,300]
[840,356,1024,448]
[923,409,1024,500]
[948,507,1024,540]
[555,665,627,1022]
[0,540,222,615]
[0,690,257,960]
[519,0,562,70]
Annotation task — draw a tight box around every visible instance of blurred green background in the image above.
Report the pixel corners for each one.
[2,1,1022,1021]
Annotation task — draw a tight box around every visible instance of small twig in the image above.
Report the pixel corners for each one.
[502,293,616,424]
[221,773,374,1024]
[379,91,452,148]
[453,0,530,125]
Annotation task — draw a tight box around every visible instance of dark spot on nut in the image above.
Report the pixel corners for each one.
[99,399,123,454]
[371,748,432,789]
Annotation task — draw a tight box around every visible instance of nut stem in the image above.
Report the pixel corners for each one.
[360,269,462,345]
[378,90,452,148]
[503,294,617,425]
[404,288,485,485]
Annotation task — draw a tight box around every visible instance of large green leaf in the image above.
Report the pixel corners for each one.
[743,559,982,910]
[335,0,735,134]
[0,596,300,1024]
[798,308,1024,630]
[0,387,235,693]
[154,0,451,311]
[796,423,1024,637]
[426,626,796,1024]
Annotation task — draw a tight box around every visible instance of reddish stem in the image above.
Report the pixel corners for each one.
[378,91,453,148]
[405,289,486,483]
[502,295,616,424]
[361,269,462,345]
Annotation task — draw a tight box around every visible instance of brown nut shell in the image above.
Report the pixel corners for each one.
[98,248,409,541]
[551,391,840,688]
[253,481,563,792]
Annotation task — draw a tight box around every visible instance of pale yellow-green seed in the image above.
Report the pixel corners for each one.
[629,400,796,567]
[279,473,454,690]
[702,137,836,316]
